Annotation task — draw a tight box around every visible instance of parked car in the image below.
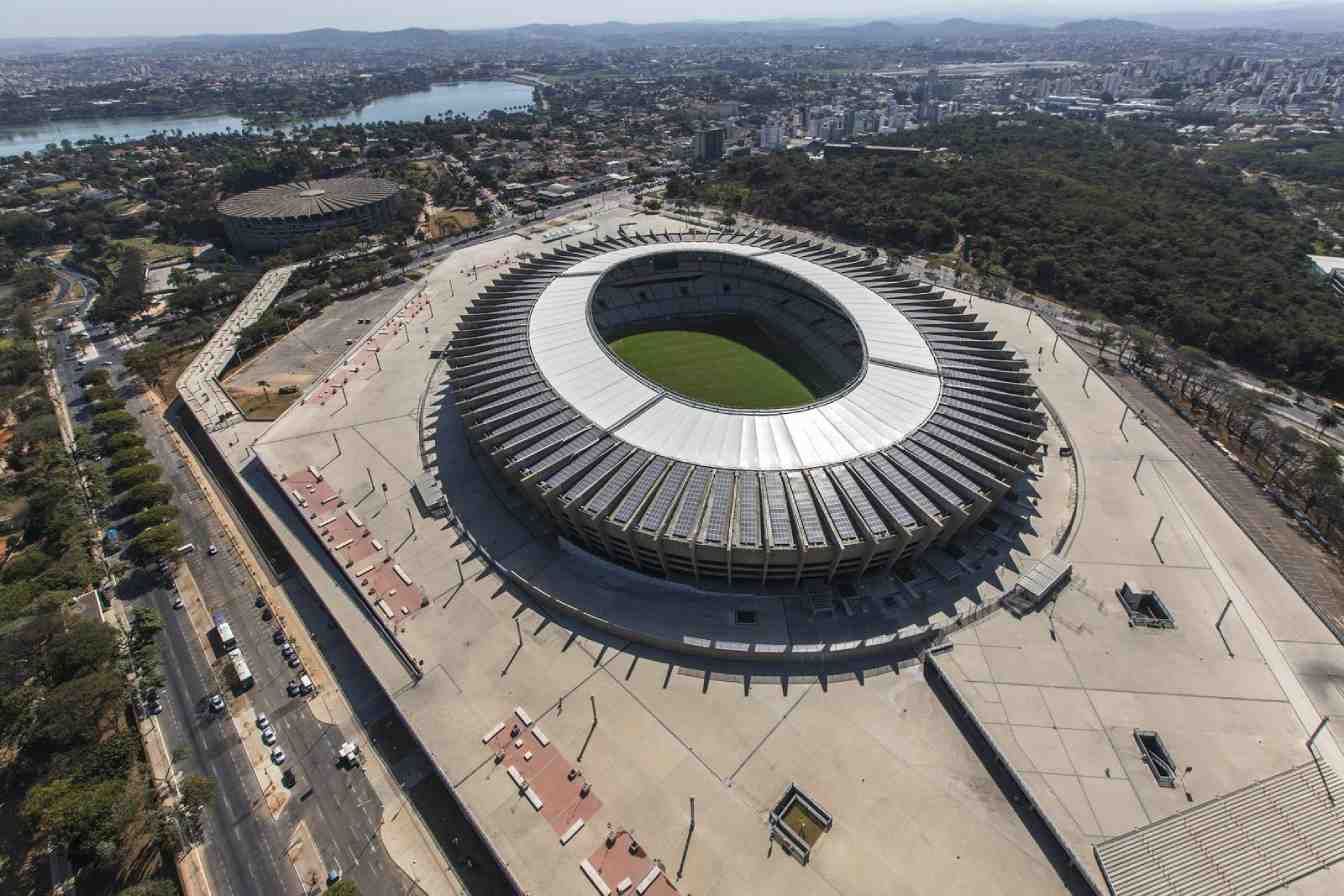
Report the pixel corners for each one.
[172,595,184,609]
[261,726,277,745]
[282,768,297,788]
[271,747,286,765]
[273,629,286,645]
[208,694,225,712]
[287,680,300,698]
[207,543,218,556]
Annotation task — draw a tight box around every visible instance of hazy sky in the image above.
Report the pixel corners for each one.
[0,1,1283,39]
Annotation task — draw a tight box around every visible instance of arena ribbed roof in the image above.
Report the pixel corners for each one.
[446,230,1045,585]
[217,177,400,221]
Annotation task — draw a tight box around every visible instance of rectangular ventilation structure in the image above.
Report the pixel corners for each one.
[1134,730,1178,787]
[1116,583,1175,629]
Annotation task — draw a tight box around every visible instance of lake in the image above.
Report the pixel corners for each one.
[0,80,535,158]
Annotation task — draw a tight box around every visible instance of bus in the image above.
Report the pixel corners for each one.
[228,648,253,689]
[212,611,236,651]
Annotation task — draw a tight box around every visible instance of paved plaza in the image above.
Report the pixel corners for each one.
[185,208,1344,895]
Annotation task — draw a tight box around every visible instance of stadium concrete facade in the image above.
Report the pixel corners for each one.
[449,233,1045,586]
[218,176,400,253]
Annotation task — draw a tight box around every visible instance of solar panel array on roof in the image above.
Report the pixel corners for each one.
[513,422,592,470]
[828,465,887,539]
[762,472,795,548]
[785,471,828,548]
[699,472,734,546]
[669,468,712,540]
[901,442,982,498]
[582,450,648,514]
[882,449,961,511]
[916,429,1006,484]
[611,457,668,526]
[810,470,858,542]
[735,473,761,548]
[639,463,692,534]
[853,455,920,527]
[479,397,563,434]
[544,437,616,493]
[500,412,578,454]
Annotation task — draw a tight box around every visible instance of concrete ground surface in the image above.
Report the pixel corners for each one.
[1067,335,1344,640]
[222,279,412,401]
[189,207,1344,896]
[232,209,1083,896]
[933,291,1344,892]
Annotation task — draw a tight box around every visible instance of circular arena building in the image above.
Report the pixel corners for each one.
[448,232,1045,587]
[218,176,401,254]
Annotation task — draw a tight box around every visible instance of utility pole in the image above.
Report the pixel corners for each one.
[1308,716,1331,752]
[1215,599,1235,658]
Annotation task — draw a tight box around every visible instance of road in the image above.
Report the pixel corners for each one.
[45,317,419,896]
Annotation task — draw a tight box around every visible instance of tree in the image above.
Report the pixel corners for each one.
[121,482,173,514]
[1316,407,1340,436]
[108,446,153,470]
[180,775,216,814]
[1268,427,1303,485]
[132,504,179,531]
[127,523,183,566]
[116,881,179,896]
[326,882,361,896]
[1298,444,1343,515]
[122,342,173,386]
[103,432,146,453]
[45,619,121,684]
[93,410,137,434]
[110,464,162,495]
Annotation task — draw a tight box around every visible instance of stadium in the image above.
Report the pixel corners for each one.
[448,233,1045,587]
[217,176,401,253]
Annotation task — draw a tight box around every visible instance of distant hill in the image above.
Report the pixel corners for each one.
[1056,18,1165,35]
[2,7,1342,56]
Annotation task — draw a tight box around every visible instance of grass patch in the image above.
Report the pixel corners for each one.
[609,326,817,409]
[224,388,302,421]
[110,237,191,264]
[34,180,82,196]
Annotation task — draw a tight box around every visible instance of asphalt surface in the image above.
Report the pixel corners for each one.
[45,319,418,896]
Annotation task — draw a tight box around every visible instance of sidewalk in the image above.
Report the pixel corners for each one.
[146,387,464,896]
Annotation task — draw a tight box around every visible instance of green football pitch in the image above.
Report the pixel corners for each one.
[608,327,817,410]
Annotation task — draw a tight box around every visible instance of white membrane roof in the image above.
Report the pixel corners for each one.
[527,242,941,471]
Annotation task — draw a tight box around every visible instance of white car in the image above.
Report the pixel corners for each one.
[208,694,225,712]
[172,595,184,609]
[255,713,269,729]
[261,727,277,745]
[271,747,286,765]
[207,544,219,556]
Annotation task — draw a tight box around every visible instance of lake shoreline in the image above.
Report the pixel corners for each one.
[0,80,537,158]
